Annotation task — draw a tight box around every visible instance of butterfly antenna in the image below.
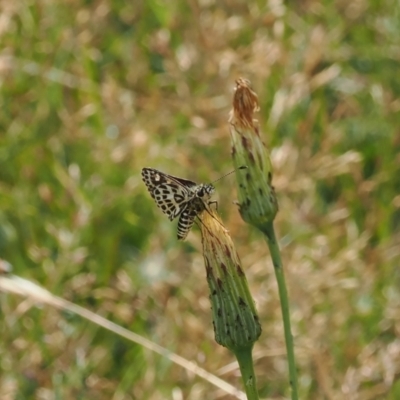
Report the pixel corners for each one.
[211,165,247,184]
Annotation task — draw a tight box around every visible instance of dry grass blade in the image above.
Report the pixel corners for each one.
[0,274,246,400]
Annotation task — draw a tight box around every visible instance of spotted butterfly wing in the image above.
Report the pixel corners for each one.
[141,167,215,240]
[141,168,195,221]
[177,197,207,240]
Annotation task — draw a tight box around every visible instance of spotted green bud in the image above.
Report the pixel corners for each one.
[200,209,261,351]
[229,78,278,232]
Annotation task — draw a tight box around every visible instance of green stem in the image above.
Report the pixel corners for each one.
[234,346,259,400]
[261,221,299,400]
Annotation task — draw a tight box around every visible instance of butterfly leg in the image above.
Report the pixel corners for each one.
[194,214,214,237]
[201,201,229,234]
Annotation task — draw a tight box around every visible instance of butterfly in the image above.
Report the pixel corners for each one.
[141,168,215,240]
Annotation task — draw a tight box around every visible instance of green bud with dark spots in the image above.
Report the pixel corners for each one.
[229,78,278,231]
[200,209,261,351]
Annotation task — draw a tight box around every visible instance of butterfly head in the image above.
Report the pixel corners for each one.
[195,184,215,200]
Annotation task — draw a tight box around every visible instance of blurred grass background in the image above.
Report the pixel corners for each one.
[1,0,400,399]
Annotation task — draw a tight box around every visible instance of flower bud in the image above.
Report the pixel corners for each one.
[200,209,261,351]
[229,78,278,231]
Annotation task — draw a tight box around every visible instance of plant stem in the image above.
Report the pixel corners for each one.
[234,347,259,400]
[261,221,299,400]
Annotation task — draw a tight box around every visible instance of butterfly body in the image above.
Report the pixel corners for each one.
[141,168,215,240]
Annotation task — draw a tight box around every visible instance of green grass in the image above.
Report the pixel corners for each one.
[1,0,400,399]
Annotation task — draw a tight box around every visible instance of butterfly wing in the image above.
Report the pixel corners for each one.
[177,205,197,240]
[177,197,207,240]
[142,168,195,220]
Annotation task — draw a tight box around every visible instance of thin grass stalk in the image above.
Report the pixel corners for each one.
[228,78,299,400]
